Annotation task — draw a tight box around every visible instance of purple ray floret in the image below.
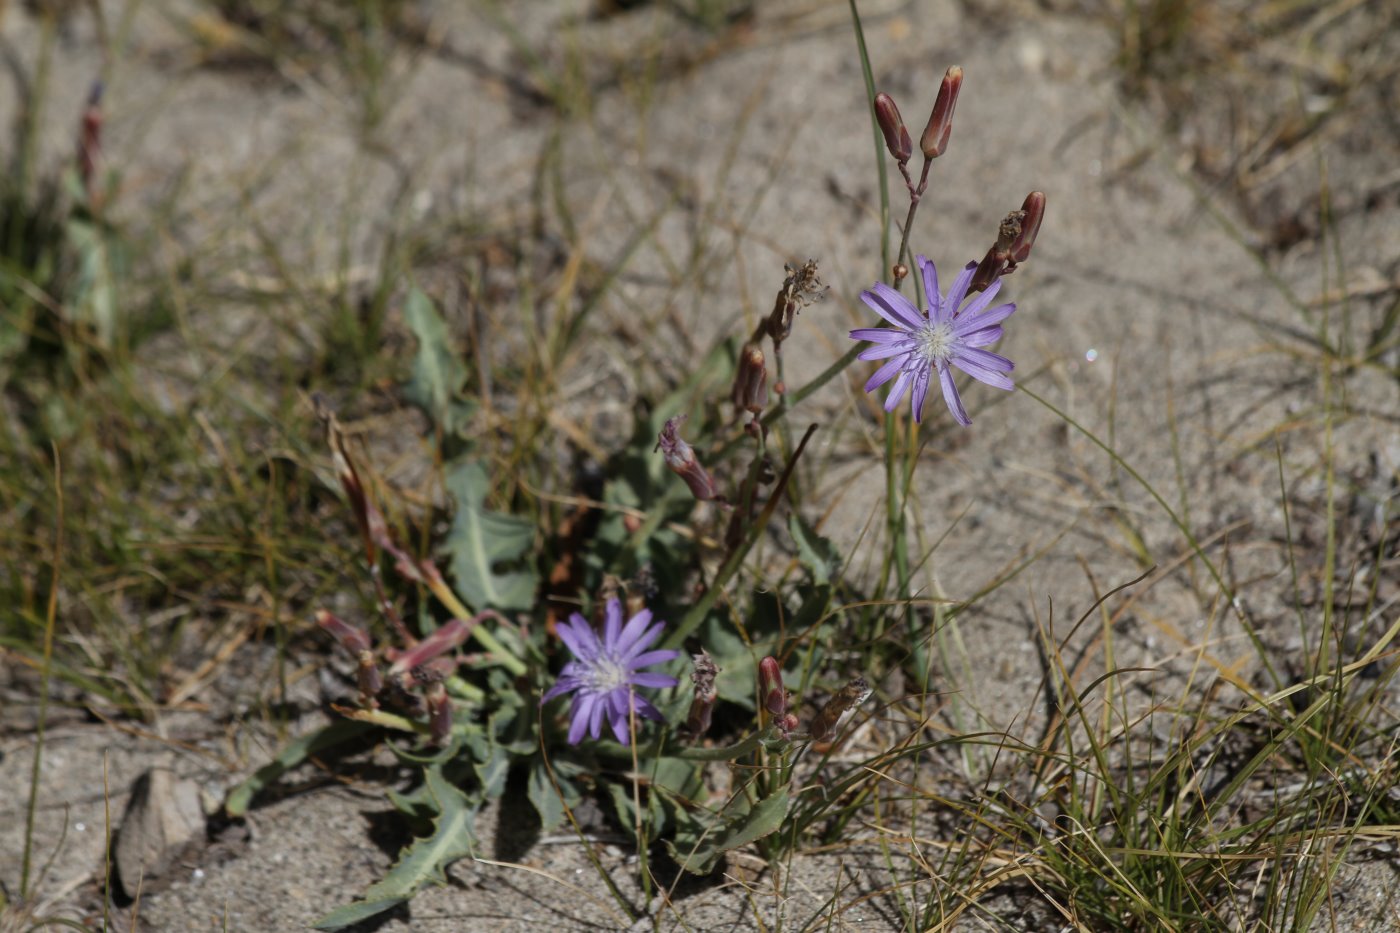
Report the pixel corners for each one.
[541,598,679,745]
[849,255,1017,426]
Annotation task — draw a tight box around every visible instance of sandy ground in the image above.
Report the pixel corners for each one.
[2,0,1398,929]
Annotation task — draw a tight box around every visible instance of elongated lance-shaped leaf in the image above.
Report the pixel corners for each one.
[403,287,473,438]
[312,763,479,931]
[224,719,373,817]
[443,461,538,611]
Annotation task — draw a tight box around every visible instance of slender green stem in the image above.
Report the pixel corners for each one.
[663,425,818,650]
[600,724,787,762]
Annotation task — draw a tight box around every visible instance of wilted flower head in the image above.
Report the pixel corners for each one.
[541,598,679,745]
[656,415,723,502]
[850,254,1017,426]
[682,650,720,739]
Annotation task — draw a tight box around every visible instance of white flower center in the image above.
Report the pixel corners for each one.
[915,320,957,365]
[587,653,630,692]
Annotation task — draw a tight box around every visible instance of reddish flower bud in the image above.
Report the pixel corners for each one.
[1010,191,1045,263]
[388,617,474,677]
[656,415,722,503]
[317,610,372,654]
[758,656,788,717]
[969,243,1006,294]
[874,92,913,164]
[920,66,962,159]
[731,342,769,414]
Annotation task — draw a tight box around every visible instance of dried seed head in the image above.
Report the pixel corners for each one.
[683,650,720,739]
[763,259,825,352]
[920,66,963,159]
[808,676,873,742]
[874,92,913,164]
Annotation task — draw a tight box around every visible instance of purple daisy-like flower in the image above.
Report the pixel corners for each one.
[850,255,1017,426]
[541,598,679,745]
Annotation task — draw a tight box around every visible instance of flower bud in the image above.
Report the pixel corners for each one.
[874,92,913,164]
[1010,191,1045,263]
[731,342,769,414]
[388,617,474,677]
[656,415,722,502]
[317,609,371,653]
[758,656,788,718]
[919,66,962,159]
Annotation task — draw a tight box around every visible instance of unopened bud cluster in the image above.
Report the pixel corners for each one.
[970,190,1045,292]
[875,65,963,202]
[873,67,1044,292]
[318,611,483,744]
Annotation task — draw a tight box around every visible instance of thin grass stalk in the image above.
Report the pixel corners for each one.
[22,448,63,895]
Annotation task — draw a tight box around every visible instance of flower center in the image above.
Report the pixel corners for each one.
[586,652,630,692]
[915,320,957,365]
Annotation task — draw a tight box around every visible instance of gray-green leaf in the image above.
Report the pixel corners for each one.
[443,461,538,611]
[312,764,478,930]
[403,287,472,438]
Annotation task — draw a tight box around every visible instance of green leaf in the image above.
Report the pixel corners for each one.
[788,514,840,585]
[443,461,538,611]
[313,763,479,931]
[527,757,579,831]
[224,719,373,817]
[665,787,791,875]
[403,287,472,438]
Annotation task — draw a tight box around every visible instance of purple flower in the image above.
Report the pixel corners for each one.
[541,598,679,745]
[850,255,1017,426]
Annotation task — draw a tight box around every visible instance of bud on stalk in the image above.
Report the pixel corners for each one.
[920,66,963,159]
[758,656,788,718]
[731,342,769,415]
[874,92,913,164]
[388,617,474,677]
[1010,191,1045,263]
[656,415,723,503]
